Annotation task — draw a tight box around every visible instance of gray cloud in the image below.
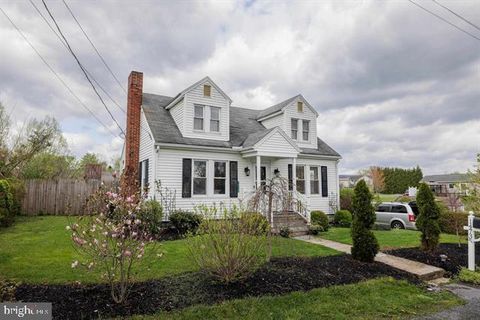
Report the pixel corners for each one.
[0,0,478,172]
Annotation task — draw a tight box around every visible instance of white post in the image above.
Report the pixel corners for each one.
[256,155,261,189]
[468,211,475,271]
[292,157,296,191]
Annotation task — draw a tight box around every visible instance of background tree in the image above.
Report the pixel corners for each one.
[382,166,423,194]
[463,154,480,213]
[416,183,441,252]
[369,166,385,193]
[351,180,379,262]
[22,153,77,179]
[0,103,67,179]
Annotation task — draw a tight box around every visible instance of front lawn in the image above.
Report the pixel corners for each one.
[319,227,466,250]
[133,277,462,320]
[0,216,338,284]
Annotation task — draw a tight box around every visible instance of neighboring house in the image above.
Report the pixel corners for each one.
[123,71,341,233]
[339,174,372,189]
[421,173,470,196]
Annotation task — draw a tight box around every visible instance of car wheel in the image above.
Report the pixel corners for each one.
[391,221,405,229]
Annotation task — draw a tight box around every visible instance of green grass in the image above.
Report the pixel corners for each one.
[319,227,466,250]
[0,216,338,284]
[458,268,480,285]
[132,277,462,320]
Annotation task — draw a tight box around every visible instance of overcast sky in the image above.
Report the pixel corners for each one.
[1,0,479,174]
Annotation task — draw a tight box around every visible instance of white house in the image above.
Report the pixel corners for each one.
[123,71,341,233]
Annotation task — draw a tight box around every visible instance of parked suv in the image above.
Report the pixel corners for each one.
[375,202,417,230]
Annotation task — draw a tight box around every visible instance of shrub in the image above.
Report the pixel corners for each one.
[0,180,14,227]
[188,207,270,283]
[458,268,480,285]
[309,224,324,235]
[169,211,203,236]
[279,226,290,238]
[416,183,441,252]
[340,188,354,212]
[311,210,329,231]
[0,278,17,302]
[396,195,413,203]
[438,211,468,236]
[334,210,352,227]
[68,191,156,303]
[138,199,164,236]
[351,180,379,262]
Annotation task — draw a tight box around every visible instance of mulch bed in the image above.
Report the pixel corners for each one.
[14,255,419,319]
[386,243,479,277]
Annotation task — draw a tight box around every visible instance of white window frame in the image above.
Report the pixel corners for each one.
[210,107,220,133]
[310,166,319,195]
[291,118,298,140]
[194,105,204,131]
[192,159,207,195]
[213,161,227,195]
[296,165,305,194]
[302,120,310,141]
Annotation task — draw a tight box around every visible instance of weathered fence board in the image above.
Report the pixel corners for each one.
[22,179,107,215]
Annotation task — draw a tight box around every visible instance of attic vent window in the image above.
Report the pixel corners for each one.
[203,84,211,97]
[297,101,303,112]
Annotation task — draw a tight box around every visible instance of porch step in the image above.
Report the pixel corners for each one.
[271,211,309,236]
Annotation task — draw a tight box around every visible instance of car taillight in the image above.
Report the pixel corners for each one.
[408,214,415,222]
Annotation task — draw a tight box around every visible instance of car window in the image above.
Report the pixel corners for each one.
[391,205,407,213]
[377,205,391,212]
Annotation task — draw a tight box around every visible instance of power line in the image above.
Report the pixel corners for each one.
[29,0,126,114]
[408,0,480,42]
[431,0,480,32]
[62,0,127,95]
[0,6,119,139]
[41,0,126,137]
[31,0,152,140]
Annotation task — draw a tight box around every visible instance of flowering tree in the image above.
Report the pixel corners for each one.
[68,191,155,303]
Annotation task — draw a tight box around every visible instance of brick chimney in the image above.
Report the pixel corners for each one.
[123,71,143,192]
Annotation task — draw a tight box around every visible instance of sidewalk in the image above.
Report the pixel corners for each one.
[295,235,445,281]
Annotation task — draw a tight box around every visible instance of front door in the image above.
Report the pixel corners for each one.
[255,166,267,188]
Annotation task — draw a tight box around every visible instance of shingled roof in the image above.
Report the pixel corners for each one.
[142,92,340,157]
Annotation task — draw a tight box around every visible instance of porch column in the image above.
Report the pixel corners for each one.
[256,155,261,189]
[292,157,296,191]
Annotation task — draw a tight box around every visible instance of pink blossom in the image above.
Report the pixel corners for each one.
[73,237,87,246]
[123,250,132,257]
[126,196,133,203]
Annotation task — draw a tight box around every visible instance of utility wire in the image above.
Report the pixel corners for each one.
[29,0,126,114]
[0,7,119,139]
[41,0,126,137]
[431,0,480,32]
[408,0,480,42]
[31,0,152,140]
[62,0,127,95]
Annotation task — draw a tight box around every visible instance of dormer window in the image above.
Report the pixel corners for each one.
[194,105,204,130]
[302,120,310,141]
[210,107,220,132]
[297,101,303,112]
[291,119,298,140]
[203,84,211,97]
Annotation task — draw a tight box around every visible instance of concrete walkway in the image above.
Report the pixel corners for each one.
[417,283,480,320]
[295,235,445,281]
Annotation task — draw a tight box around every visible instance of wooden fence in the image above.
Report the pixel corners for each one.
[22,179,109,215]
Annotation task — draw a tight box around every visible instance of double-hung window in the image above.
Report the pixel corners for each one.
[291,119,298,140]
[210,107,220,132]
[193,160,207,195]
[302,120,310,141]
[296,165,305,194]
[310,167,319,194]
[214,161,226,194]
[194,105,204,130]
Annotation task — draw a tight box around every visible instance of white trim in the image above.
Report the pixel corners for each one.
[165,76,232,110]
[257,110,284,122]
[254,127,301,153]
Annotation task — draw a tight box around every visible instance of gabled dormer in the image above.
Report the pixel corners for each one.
[257,95,319,149]
[164,77,232,142]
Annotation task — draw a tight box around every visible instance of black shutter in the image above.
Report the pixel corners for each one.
[138,162,143,188]
[182,159,192,198]
[144,159,149,187]
[230,161,238,198]
[321,166,328,197]
[288,164,293,191]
